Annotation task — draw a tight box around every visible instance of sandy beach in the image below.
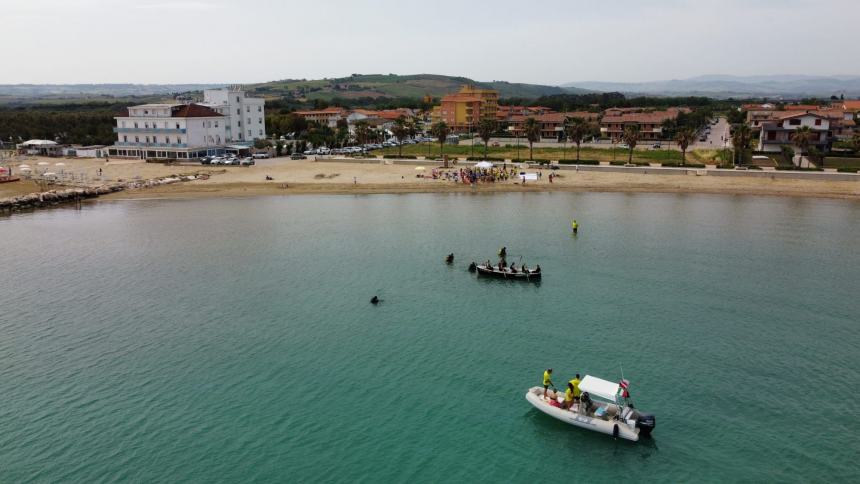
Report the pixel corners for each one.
[3,156,860,201]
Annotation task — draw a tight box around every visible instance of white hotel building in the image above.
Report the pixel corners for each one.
[108,87,265,160]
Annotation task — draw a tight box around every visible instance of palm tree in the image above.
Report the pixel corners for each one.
[564,117,594,162]
[477,118,496,160]
[391,116,407,157]
[731,124,752,166]
[622,125,640,164]
[431,121,450,164]
[791,126,814,168]
[675,128,695,165]
[523,117,540,161]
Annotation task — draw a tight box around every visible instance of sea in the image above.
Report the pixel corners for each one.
[1,192,858,482]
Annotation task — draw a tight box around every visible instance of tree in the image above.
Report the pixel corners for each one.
[354,120,370,146]
[675,128,695,165]
[730,124,752,166]
[791,125,815,167]
[431,121,450,161]
[391,116,408,157]
[780,145,794,167]
[477,118,496,160]
[275,139,284,157]
[523,117,540,160]
[622,125,640,164]
[564,117,595,161]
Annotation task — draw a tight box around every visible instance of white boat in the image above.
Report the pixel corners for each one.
[525,375,655,441]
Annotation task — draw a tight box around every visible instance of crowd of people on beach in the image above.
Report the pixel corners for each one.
[428,167,543,185]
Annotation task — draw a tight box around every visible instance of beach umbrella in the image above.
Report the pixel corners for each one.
[475,161,493,169]
[414,166,425,171]
[54,162,65,166]
[19,167,32,172]
[18,164,30,168]
[37,161,49,166]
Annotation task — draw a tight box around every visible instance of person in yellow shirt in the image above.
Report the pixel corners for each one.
[569,373,582,404]
[563,382,575,410]
[542,368,554,397]
[571,219,579,234]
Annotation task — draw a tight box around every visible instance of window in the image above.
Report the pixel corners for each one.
[135,136,140,142]
[248,129,252,136]
[259,129,263,135]
[144,122,149,129]
[246,106,250,113]
[257,106,262,112]
[177,137,183,144]
[247,117,251,125]
[789,119,800,126]
[258,118,262,124]
[176,122,180,129]
[238,120,242,127]
[123,135,128,142]
[134,122,139,128]
[166,137,171,144]
[216,135,221,143]
[237,108,241,115]
[145,136,150,143]
[767,131,776,140]
[815,119,822,126]
[214,121,218,127]
[144,110,149,115]
[236,96,240,103]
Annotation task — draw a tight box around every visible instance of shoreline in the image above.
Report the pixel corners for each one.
[102,178,860,201]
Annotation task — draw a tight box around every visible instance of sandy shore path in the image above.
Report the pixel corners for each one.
[4,156,860,201]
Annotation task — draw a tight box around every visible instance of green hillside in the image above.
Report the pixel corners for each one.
[247,74,567,100]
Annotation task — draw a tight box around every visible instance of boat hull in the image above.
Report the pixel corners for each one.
[476,265,541,281]
[525,387,639,441]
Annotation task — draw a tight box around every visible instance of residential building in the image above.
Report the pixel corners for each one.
[432,85,499,132]
[200,86,266,142]
[506,111,600,139]
[757,111,831,152]
[600,108,686,141]
[109,103,227,159]
[294,107,347,127]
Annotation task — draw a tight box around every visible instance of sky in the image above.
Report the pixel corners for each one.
[3,0,858,85]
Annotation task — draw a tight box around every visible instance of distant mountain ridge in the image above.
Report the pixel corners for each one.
[562,75,860,98]
[0,83,224,98]
[246,74,575,100]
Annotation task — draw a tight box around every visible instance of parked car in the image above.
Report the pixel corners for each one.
[252,153,270,159]
[240,157,255,166]
[291,153,307,160]
[652,143,662,149]
[617,143,629,149]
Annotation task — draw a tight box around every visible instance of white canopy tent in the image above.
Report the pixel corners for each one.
[475,161,494,169]
[578,375,621,403]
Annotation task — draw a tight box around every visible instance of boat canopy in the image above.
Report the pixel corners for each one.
[579,375,620,403]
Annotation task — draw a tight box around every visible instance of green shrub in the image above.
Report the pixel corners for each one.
[609,161,626,166]
[559,159,600,165]
[746,165,762,170]
[465,156,505,161]
[836,167,858,173]
[383,154,417,159]
[685,163,706,168]
[660,162,681,167]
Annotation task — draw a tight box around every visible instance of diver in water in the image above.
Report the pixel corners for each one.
[370,296,380,305]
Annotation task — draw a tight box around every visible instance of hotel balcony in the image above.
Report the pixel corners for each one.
[114,127,187,134]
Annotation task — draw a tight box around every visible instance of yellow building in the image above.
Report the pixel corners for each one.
[432,85,499,132]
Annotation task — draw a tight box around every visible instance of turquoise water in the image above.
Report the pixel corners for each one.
[1,193,859,482]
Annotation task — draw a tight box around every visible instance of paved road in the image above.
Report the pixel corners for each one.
[694,116,732,150]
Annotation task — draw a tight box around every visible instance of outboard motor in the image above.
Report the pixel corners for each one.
[635,413,656,437]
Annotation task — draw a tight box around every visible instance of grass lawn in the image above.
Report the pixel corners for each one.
[381,143,724,164]
[823,157,860,170]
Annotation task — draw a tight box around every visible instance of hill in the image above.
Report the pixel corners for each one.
[247,74,568,100]
[562,75,860,99]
